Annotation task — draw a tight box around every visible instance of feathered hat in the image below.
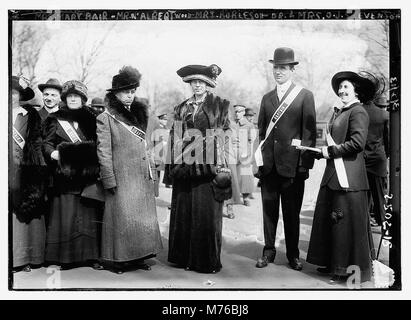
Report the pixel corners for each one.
[107,66,142,92]
[176,64,222,88]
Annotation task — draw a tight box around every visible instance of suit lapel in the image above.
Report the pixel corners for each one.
[269,89,279,112]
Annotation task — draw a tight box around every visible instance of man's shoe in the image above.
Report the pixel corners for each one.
[256,255,275,268]
[288,258,303,271]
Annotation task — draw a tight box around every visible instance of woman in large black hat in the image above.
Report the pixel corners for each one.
[306,71,376,284]
[11,75,47,272]
[42,80,103,270]
[165,64,231,273]
[96,66,162,274]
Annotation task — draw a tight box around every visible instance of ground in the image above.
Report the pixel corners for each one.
[12,159,389,290]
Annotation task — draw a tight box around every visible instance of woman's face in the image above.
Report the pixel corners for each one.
[338,80,358,104]
[190,79,207,97]
[115,88,136,107]
[66,93,83,109]
[12,89,20,108]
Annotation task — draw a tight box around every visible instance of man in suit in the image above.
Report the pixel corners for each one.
[255,47,316,271]
[37,78,62,121]
[364,94,390,226]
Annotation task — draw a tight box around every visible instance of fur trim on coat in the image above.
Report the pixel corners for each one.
[57,141,99,183]
[14,106,47,220]
[105,93,149,131]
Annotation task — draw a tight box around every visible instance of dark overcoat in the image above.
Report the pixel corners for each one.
[257,83,316,177]
[42,105,101,264]
[364,102,389,177]
[165,92,230,273]
[307,102,374,282]
[11,106,47,267]
[96,95,163,262]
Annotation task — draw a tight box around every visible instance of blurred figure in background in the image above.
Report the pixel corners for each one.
[364,91,389,227]
[232,104,257,206]
[245,107,256,125]
[88,97,106,116]
[11,75,47,273]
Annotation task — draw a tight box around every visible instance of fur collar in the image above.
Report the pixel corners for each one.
[51,105,97,140]
[105,93,149,131]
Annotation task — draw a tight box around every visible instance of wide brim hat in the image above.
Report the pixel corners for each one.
[177,64,222,88]
[12,76,35,101]
[38,78,63,92]
[269,47,299,66]
[90,97,105,107]
[107,66,142,92]
[245,107,256,116]
[331,71,376,103]
[61,80,88,102]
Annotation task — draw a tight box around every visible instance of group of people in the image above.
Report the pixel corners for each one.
[11,46,389,284]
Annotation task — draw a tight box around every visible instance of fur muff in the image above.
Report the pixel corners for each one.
[105,93,149,131]
[57,141,99,184]
[14,106,47,221]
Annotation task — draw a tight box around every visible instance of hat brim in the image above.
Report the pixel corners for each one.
[91,104,106,108]
[38,84,62,92]
[182,74,216,88]
[19,87,35,101]
[268,60,299,66]
[107,82,139,92]
[331,71,376,102]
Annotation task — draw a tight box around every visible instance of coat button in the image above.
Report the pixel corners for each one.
[142,157,146,160]
[274,140,278,143]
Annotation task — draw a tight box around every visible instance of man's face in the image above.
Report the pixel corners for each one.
[115,88,136,107]
[42,87,61,108]
[234,107,245,121]
[273,64,293,85]
[245,115,254,123]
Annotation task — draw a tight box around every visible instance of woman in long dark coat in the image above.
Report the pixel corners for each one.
[306,71,376,283]
[165,64,231,273]
[11,76,47,272]
[96,66,162,274]
[42,80,102,270]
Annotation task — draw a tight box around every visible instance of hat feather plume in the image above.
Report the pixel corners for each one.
[118,65,142,83]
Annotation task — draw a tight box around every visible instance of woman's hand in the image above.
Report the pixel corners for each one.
[51,150,60,161]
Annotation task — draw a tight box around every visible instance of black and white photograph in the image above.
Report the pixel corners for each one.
[3,0,407,300]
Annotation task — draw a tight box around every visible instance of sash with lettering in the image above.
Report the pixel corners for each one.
[13,126,25,149]
[105,111,154,180]
[58,119,105,201]
[325,125,349,188]
[254,85,303,166]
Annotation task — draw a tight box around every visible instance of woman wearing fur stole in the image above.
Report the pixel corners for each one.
[11,76,47,273]
[42,80,102,270]
[165,64,231,274]
[96,66,162,274]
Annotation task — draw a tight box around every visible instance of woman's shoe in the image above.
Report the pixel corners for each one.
[22,265,32,272]
[317,266,331,274]
[91,262,104,271]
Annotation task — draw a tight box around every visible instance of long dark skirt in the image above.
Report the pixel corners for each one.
[168,176,223,273]
[45,193,99,264]
[307,186,374,282]
[13,213,46,267]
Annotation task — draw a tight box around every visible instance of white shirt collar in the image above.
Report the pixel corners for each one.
[44,105,59,113]
[338,98,360,110]
[277,80,292,93]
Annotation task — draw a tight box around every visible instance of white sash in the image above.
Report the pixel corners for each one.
[13,127,25,149]
[58,120,82,143]
[254,85,303,166]
[105,111,153,180]
[326,132,349,189]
